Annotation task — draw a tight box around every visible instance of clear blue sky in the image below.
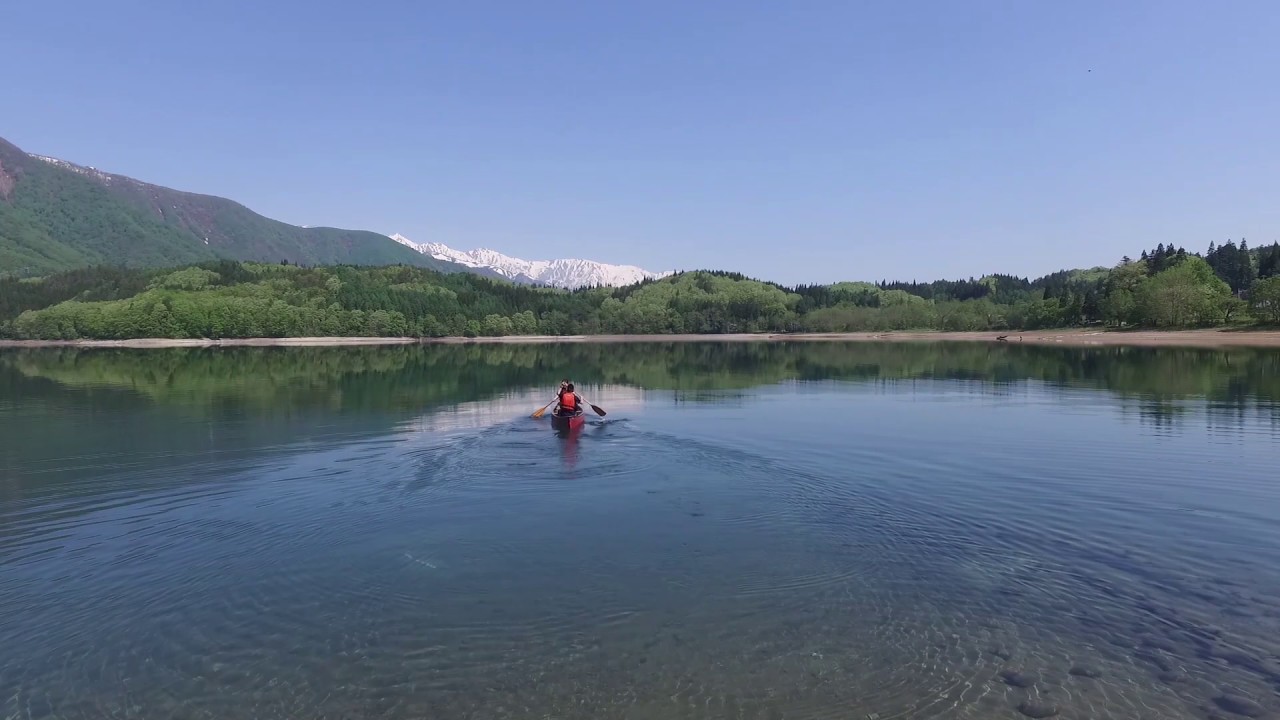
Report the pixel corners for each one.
[5,1,1278,285]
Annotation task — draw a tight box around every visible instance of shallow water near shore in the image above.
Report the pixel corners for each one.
[2,342,1279,719]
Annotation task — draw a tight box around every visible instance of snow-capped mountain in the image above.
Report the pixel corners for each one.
[389,234,672,289]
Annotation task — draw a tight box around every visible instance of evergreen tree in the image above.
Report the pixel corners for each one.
[1237,239,1257,293]
[1148,243,1167,274]
[1209,240,1236,287]
[1259,242,1280,280]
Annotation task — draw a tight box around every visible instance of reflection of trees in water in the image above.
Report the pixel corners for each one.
[4,342,1276,508]
[1131,398,1187,433]
[665,389,750,406]
[2,342,1278,428]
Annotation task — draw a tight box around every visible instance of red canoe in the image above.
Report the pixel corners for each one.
[551,408,585,431]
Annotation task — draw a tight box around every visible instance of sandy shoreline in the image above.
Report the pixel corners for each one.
[2,328,1280,349]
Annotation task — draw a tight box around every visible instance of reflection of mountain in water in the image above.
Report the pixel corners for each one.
[3,341,1278,427]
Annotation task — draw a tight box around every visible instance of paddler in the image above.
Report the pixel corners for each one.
[556,382,583,416]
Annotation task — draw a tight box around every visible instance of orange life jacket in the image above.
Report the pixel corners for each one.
[559,391,577,411]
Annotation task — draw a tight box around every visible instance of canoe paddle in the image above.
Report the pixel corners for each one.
[531,399,555,418]
[582,399,607,417]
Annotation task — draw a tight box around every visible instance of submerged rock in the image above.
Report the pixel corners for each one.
[1017,701,1059,718]
[1069,665,1102,678]
[1141,630,1177,653]
[1135,650,1176,672]
[1140,635,1180,653]
[1212,694,1265,718]
[989,647,1013,661]
[1000,669,1038,688]
[1212,648,1280,681]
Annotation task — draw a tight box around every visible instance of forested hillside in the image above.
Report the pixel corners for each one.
[5,133,1275,340]
[0,137,471,275]
[2,238,1278,340]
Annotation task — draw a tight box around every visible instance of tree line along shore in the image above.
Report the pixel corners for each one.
[1,241,1278,343]
[4,329,1280,350]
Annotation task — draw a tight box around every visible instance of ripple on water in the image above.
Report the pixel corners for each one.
[4,390,1280,720]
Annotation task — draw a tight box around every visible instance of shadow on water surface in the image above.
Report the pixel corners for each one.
[0,342,1278,719]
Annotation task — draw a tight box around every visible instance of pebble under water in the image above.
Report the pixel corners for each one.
[1,343,1279,719]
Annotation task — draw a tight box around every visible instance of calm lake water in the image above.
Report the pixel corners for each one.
[2,342,1279,720]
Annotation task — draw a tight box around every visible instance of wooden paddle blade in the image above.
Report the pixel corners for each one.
[532,407,547,418]
[590,404,607,417]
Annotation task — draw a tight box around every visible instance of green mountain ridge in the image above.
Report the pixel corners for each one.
[3,136,1278,341]
[0,136,487,277]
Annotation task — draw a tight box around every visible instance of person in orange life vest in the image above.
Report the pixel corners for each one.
[556,382,583,415]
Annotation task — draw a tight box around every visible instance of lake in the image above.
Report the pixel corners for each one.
[2,342,1279,720]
